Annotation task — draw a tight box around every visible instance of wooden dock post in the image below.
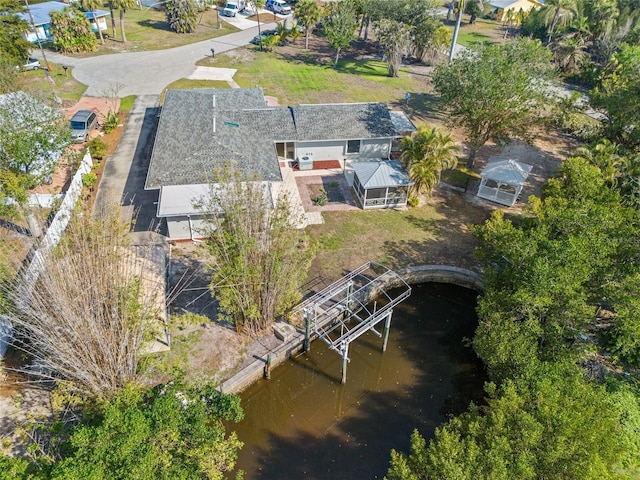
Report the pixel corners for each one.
[304,307,311,352]
[264,353,272,379]
[381,310,393,352]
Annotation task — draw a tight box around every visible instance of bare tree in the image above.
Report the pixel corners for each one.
[200,161,313,336]
[1,207,166,398]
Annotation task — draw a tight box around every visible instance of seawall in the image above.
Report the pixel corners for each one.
[218,264,484,394]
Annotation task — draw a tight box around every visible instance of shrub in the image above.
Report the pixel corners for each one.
[88,137,107,161]
[81,172,98,189]
[103,111,119,134]
[313,188,328,206]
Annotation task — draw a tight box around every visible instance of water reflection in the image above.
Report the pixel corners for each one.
[233,283,485,479]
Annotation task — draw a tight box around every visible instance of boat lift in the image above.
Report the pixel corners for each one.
[293,262,411,384]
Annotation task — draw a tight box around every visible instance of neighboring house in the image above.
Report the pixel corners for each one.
[145,88,413,240]
[20,1,110,43]
[488,0,542,22]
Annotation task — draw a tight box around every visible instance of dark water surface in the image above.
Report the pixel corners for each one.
[233,283,485,479]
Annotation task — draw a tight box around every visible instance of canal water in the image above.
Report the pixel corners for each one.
[232,283,485,479]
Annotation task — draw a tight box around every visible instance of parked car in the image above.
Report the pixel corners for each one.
[69,109,98,143]
[19,57,41,71]
[265,0,291,15]
[222,0,245,16]
[249,29,277,45]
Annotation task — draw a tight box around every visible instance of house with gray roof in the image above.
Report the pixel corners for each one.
[145,88,414,240]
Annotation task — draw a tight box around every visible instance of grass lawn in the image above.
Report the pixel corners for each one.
[307,192,489,282]
[162,79,230,100]
[208,51,420,105]
[58,6,239,57]
[19,62,87,104]
[445,17,505,48]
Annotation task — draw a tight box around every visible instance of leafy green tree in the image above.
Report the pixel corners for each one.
[323,1,357,67]
[400,126,460,202]
[410,14,446,63]
[111,0,136,42]
[590,44,640,149]
[432,38,553,167]
[0,0,31,65]
[464,0,483,24]
[472,157,640,375]
[573,138,622,186]
[48,381,244,479]
[617,152,640,208]
[388,363,628,480]
[165,0,199,33]
[201,161,313,335]
[0,56,20,94]
[295,0,322,50]
[50,5,98,53]
[375,19,411,77]
[0,92,70,219]
[81,0,106,45]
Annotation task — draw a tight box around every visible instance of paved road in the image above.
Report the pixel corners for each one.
[44,21,277,96]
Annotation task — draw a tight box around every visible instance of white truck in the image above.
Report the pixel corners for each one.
[222,0,246,17]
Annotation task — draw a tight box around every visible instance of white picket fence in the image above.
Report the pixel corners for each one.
[0,151,93,358]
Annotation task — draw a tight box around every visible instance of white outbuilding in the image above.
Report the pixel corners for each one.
[476,158,533,207]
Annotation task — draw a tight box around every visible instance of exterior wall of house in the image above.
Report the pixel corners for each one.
[90,17,108,32]
[295,139,392,161]
[360,139,391,159]
[295,140,344,161]
[24,25,51,43]
[493,0,540,21]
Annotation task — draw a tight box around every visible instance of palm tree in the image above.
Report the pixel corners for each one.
[295,0,322,50]
[400,126,460,201]
[574,138,622,187]
[111,0,136,42]
[552,35,588,74]
[82,0,105,45]
[542,0,578,44]
[250,0,266,51]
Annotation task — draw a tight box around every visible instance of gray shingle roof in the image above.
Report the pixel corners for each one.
[146,89,287,189]
[292,103,400,141]
[146,90,403,190]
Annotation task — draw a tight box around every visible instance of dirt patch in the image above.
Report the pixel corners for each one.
[295,174,359,212]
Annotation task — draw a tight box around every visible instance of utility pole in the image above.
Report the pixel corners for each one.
[448,0,464,64]
[24,0,52,72]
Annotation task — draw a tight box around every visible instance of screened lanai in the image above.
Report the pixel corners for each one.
[476,158,533,207]
[351,160,412,209]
